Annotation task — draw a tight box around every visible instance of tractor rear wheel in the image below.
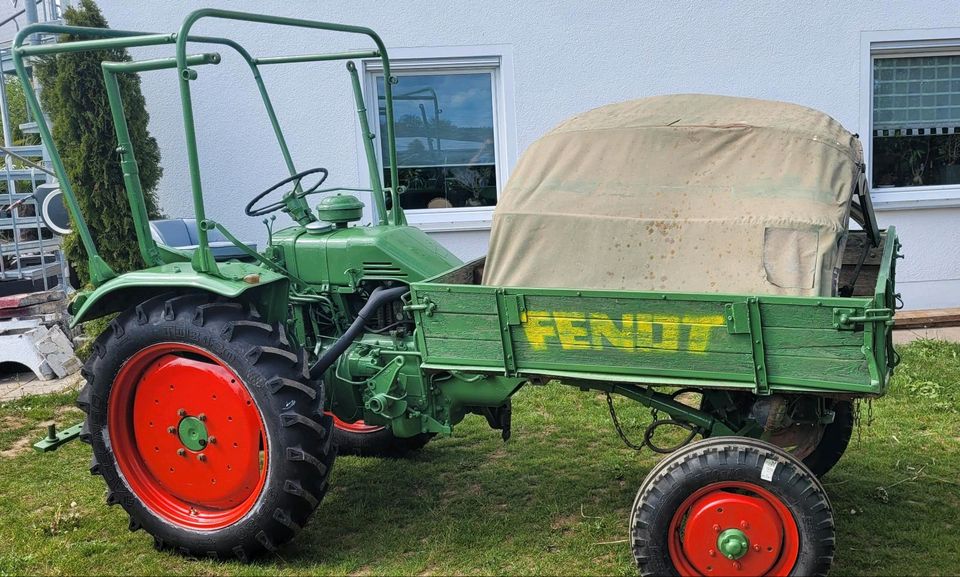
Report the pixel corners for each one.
[630,437,834,576]
[757,397,855,478]
[329,413,433,457]
[77,293,335,560]
[801,401,854,477]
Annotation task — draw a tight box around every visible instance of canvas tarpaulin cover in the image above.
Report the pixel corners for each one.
[482,94,862,296]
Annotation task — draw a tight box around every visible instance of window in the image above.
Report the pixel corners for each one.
[873,55,960,188]
[363,46,515,230]
[862,30,960,209]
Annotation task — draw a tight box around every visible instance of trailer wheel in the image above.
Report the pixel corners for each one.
[630,437,834,577]
[802,401,854,477]
[329,413,433,457]
[76,293,335,560]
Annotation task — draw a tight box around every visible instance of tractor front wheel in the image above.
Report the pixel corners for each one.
[630,437,834,576]
[77,293,335,560]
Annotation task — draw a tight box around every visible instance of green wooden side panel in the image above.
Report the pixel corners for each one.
[418,312,503,341]
[759,303,840,328]
[418,290,495,314]
[763,328,864,359]
[422,336,504,367]
[414,288,503,366]
[523,295,728,318]
[767,355,871,387]
[512,341,755,377]
[410,235,899,396]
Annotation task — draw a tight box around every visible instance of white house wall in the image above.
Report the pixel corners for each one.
[92,0,960,309]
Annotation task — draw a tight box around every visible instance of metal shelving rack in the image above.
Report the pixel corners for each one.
[0,0,67,296]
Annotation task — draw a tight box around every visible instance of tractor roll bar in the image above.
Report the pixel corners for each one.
[174,9,404,230]
[13,9,404,287]
[102,53,223,269]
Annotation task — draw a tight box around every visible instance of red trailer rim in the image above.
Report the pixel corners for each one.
[328,412,385,434]
[667,481,800,576]
[107,343,268,530]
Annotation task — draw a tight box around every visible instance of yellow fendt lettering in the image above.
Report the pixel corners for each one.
[684,314,723,353]
[590,313,634,348]
[523,312,557,352]
[652,314,681,350]
[635,313,655,349]
[521,310,725,353]
[554,312,591,350]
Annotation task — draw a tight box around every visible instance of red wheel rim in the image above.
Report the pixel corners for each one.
[328,412,385,434]
[108,343,268,530]
[667,481,800,576]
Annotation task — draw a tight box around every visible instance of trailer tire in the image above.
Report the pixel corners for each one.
[76,292,335,560]
[630,437,834,577]
[329,414,433,457]
[802,401,854,478]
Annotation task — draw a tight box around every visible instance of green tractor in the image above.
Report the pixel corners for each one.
[19,9,901,576]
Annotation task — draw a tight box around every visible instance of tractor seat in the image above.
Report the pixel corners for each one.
[149,218,257,262]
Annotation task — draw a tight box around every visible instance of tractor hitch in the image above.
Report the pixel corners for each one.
[34,421,84,452]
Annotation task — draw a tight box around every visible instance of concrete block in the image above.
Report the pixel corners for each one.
[0,322,80,381]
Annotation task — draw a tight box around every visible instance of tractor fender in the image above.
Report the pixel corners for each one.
[69,263,289,327]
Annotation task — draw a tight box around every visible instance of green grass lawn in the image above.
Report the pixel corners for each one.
[0,339,958,576]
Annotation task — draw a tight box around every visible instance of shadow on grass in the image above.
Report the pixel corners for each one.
[281,428,650,572]
[3,343,960,576]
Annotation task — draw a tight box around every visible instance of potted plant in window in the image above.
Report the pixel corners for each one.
[937,133,960,185]
[449,166,493,207]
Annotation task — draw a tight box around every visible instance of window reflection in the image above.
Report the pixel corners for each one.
[377,73,497,209]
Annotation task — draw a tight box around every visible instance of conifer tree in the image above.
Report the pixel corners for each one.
[34,0,162,285]
[0,77,40,146]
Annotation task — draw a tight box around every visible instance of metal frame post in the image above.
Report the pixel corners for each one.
[347,61,388,225]
[101,53,222,268]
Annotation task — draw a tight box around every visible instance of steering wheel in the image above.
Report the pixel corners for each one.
[245,167,329,217]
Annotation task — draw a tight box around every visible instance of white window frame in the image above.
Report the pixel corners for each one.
[861,29,960,210]
[357,45,516,232]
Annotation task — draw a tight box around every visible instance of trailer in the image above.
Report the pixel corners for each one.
[413,235,897,404]
[17,9,901,576]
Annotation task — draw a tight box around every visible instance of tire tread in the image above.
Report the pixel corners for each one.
[77,292,333,561]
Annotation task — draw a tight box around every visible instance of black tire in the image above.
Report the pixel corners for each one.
[76,292,335,560]
[630,437,835,577]
[802,401,854,478]
[332,419,433,457]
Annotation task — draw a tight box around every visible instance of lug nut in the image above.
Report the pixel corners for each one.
[733,561,742,570]
[708,549,716,557]
[208,436,217,445]
[167,426,176,434]
[177,408,187,417]
[198,453,207,462]
[753,544,761,552]
[176,448,186,456]
[198,413,206,422]
[740,520,750,530]
[712,524,722,533]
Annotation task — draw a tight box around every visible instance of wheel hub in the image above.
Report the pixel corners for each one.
[717,528,750,560]
[177,416,208,451]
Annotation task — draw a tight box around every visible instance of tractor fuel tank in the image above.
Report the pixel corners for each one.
[271,223,462,288]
